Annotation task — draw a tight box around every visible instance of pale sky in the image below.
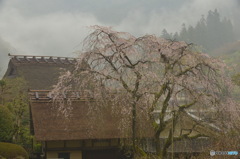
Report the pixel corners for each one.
[0,0,240,76]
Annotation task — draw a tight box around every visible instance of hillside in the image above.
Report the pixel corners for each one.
[210,41,240,57]
[211,40,240,99]
[210,41,240,74]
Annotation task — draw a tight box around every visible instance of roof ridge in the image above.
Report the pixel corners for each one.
[9,53,77,64]
[28,90,94,101]
[8,53,76,59]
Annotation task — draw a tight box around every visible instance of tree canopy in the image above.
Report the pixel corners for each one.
[0,105,14,142]
[0,77,31,151]
[53,26,239,159]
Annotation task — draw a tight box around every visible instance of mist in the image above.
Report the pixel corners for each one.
[0,37,13,78]
[0,0,240,77]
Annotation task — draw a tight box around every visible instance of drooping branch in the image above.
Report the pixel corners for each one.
[52,26,238,159]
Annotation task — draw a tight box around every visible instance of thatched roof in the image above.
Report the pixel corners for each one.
[29,91,217,153]
[29,90,154,141]
[4,54,76,89]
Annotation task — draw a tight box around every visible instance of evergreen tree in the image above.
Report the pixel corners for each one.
[177,9,235,52]
[187,25,195,43]
[173,32,179,41]
[161,29,172,40]
[179,23,188,41]
[195,15,207,48]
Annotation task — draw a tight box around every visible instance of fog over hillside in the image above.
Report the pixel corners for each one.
[0,0,240,77]
[0,38,13,77]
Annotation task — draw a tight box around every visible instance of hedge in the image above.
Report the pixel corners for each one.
[0,142,28,159]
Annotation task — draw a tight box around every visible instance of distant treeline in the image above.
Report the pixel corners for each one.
[161,9,236,52]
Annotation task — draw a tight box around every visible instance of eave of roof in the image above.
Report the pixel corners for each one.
[8,53,77,65]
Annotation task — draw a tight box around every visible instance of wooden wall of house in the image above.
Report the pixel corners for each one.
[45,139,120,159]
[47,151,82,159]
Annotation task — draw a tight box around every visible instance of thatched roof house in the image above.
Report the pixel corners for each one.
[28,89,154,159]
[4,54,153,159]
[4,54,219,159]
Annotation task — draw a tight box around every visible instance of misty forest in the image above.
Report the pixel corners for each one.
[0,3,240,159]
[161,9,236,53]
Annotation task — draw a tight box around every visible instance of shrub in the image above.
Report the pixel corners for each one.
[0,142,28,159]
